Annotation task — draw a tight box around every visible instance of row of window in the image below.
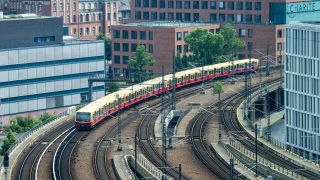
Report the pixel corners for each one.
[285,73,320,96]
[286,109,320,134]
[79,13,103,23]
[34,36,55,43]
[113,30,153,40]
[135,0,262,11]
[78,26,102,36]
[135,11,262,24]
[286,29,320,58]
[286,126,319,152]
[285,90,320,115]
[113,43,154,54]
[285,56,320,78]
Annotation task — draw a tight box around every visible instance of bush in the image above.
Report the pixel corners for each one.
[1,130,16,155]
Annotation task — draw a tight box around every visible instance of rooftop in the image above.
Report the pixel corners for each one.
[0,13,54,21]
[117,21,214,28]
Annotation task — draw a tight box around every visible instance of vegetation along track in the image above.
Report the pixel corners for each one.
[15,121,74,180]
[219,78,320,179]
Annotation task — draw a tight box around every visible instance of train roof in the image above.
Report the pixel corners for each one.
[77,59,258,113]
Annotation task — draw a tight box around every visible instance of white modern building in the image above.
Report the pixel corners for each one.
[0,40,105,119]
[285,22,320,162]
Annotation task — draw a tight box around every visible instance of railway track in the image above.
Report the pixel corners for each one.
[221,81,320,179]
[15,121,74,180]
[52,129,88,180]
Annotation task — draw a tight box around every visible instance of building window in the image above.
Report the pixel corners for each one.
[143,11,149,20]
[210,14,216,22]
[183,45,189,53]
[183,32,188,39]
[80,14,83,22]
[123,30,129,39]
[149,44,153,53]
[123,56,129,64]
[114,55,120,64]
[176,1,182,8]
[92,27,96,35]
[227,2,234,10]
[239,29,246,37]
[168,0,174,8]
[277,29,283,38]
[277,55,282,64]
[123,43,129,52]
[151,0,157,8]
[245,2,252,10]
[277,42,282,51]
[177,45,182,53]
[149,31,153,40]
[184,1,191,9]
[86,14,89,21]
[177,32,182,40]
[80,28,83,36]
[113,30,120,38]
[184,13,191,21]
[248,29,253,38]
[192,13,199,22]
[219,1,225,9]
[228,14,234,22]
[73,28,77,34]
[160,0,165,8]
[114,43,120,51]
[73,15,76,22]
[168,12,174,20]
[34,36,55,43]
[160,12,166,20]
[236,14,243,23]
[210,1,216,9]
[131,31,137,39]
[135,11,141,19]
[86,27,89,35]
[193,1,199,9]
[247,42,253,51]
[140,31,146,40]
[151,12,158,20]
[236,2,243,10]
[176,13,182,21]
[135,0,141,7]
[219,14,225,22]
[245,14,252,23]
[131,44,137,52]
[254,15,261,23]
[143,0,149,7]
[254,2,261,10]
[201,1,208,9]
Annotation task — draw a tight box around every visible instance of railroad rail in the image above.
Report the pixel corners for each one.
[220,78,320,179]
[15,121,74,180]
[52,129,88,180]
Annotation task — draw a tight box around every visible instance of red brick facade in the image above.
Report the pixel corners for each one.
[111,22,220,75]
[128,0,305,63]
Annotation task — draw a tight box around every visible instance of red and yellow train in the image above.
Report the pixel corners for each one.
[75,59,259,129]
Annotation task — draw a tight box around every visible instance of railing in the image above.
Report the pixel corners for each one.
[0,107,76,170]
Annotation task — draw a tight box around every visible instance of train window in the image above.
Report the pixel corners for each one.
[213,69,216,74]
[76,112,91,122]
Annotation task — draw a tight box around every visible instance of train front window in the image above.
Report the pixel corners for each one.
[76,112,90,122]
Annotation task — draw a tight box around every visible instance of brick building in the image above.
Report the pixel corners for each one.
[129,0,320,63]
[111,21,220,75]
[1,0,130,40]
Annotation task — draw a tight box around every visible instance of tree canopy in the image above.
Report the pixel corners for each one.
[184,24,245,66]
[96,34,112,60]
[128,45,155,82]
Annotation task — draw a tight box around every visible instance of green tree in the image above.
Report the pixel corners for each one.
[107,82,120,93]
[185,29,224,65]
[1,130,16,155]
[128,45,155,82]
[213,81,224,104]
[219,23,246,57]
[96,34,112,60]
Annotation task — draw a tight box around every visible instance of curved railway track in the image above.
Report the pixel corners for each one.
[53,129,88,180]
[221,81,320,179]
[15,121,74,180]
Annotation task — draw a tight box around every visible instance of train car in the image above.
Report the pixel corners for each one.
[75,59,259,129]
